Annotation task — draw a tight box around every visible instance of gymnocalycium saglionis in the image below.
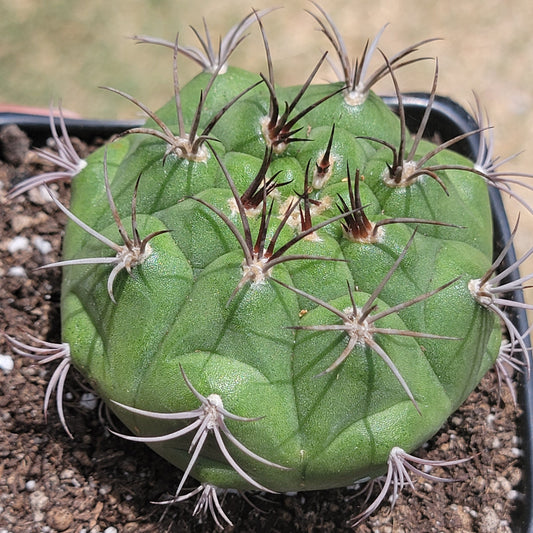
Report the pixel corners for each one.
[5,4,533,529]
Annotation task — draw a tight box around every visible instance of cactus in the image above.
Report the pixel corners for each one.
[5,4,533,529]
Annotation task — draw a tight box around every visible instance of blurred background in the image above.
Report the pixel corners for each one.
[1,0,532,279]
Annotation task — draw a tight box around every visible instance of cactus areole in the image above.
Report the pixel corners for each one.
[8,5,533,529]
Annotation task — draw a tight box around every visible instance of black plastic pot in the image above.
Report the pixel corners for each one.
[384,93,533,533]
[0,111,141,146]
[2,95,531,530]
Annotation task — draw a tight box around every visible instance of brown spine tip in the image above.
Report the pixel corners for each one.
[337,166,378,242]
[298,161,315,232]
[313,124,336,189]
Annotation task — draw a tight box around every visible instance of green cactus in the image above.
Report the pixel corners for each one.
[6,5,533,529]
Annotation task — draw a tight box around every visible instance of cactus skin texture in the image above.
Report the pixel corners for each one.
[7,5,533,529]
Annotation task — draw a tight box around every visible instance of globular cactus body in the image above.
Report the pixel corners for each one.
[61,63,497,487]
[8,5,533,528]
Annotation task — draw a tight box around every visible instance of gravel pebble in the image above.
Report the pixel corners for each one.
[7,235,30,253]
[32,236,53,255]
[0,354,14,373]
[79,392,99,410]
[7,265,26,277]
[29,490,49,522]
[47,507,73,531]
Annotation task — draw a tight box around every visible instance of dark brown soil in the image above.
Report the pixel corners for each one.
[0,125,527,532]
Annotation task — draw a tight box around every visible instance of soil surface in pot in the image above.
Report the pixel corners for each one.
[0,125,527,532]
